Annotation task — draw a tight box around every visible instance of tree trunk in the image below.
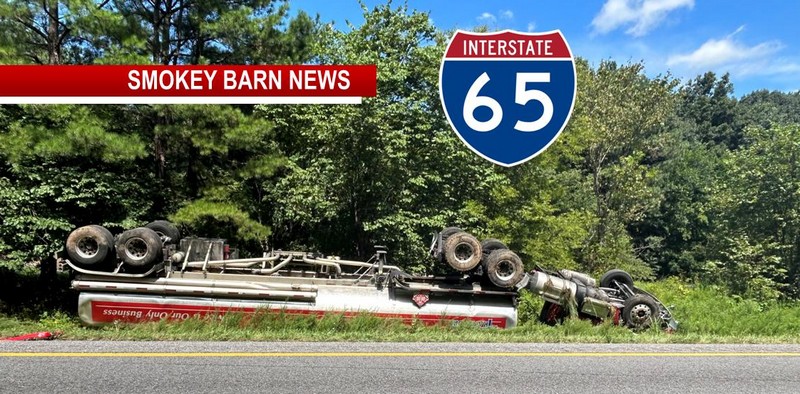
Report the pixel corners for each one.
[45,0,60,64]
[152,0,161,63]
[162,0,172,65]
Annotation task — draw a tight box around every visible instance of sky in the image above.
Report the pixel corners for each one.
[294,0,800,96]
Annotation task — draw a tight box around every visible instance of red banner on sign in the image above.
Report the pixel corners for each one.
[444,30,571,59]
[0,65,377,104]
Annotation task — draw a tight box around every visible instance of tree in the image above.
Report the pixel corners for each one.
[258,3,497,269]
[676,72,740,149]
[709,124,800,298]
[0,0,318,266]
[575,60,678,277]
[737,90,800,131]
[0,0,123,65]
[633,126,722,277]
[0,105,151,268]
[157,104,281,247]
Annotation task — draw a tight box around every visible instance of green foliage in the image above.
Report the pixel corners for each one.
[0,267,74,318]
[0,161,154,265]
[635,133,720,277]
[0,0,312,265]
[259,3,496,267]
[738,90,800,130]
[171,199,270,244]
[640,278,800,337]
[704,236,786,303]
[3,1,800,305]
[0,105,146,163]
[516,290,544,324]
[576,61,678,277]
[708,124,800,298]
[676,72,740,149]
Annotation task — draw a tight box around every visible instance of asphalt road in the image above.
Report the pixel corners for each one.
[2,342,800,393]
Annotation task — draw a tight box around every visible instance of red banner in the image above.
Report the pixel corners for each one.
[0,65,377,104]
[444,30,571,59]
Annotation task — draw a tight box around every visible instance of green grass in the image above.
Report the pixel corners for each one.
[2,277,800,342]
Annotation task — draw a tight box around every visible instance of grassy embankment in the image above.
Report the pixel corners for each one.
[2,275,800,342]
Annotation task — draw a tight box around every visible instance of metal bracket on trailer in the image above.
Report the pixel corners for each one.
[65,259,164,278]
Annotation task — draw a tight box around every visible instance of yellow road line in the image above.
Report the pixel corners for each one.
[1,352,800,358]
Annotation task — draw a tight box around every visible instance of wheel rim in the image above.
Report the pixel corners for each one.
[75,237,99,259]
[453,242,475,264]
[124,237,149,261]
[495,259,516,281]
[629,304,653,326]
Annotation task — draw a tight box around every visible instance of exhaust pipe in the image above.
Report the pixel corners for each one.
[558,269,597,288]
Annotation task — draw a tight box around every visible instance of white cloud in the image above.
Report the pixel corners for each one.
[477,12,496,24]
[667,27,782,70]
[666,27,800,80]
[668,39,781,69]
[527,22,536,32]
[500,10,514,20]
[592,0,694,37]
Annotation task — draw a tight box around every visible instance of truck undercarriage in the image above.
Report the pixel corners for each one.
[63,222,676,331]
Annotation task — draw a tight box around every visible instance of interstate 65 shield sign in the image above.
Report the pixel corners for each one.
[439,30,576,167]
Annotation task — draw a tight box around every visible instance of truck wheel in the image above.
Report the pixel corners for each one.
[439,226,463,242]
[480,238,507,274]
[485,249,524,288]
[116,227,163,270]
[65,225,115,267]
[480,238,507,257]
[622,294,660,331]
[145,220,181,244]
[443,231,482,271]
[599,269,634,289]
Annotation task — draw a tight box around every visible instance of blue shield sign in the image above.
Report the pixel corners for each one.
[439,30,576,167]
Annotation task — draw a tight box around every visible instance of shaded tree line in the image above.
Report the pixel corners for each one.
[2,1,800,302]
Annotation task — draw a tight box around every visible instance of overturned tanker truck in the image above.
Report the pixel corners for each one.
[62,222,677,331]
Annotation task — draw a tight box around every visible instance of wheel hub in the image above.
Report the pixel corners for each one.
[453,242,474,263]
[629,304,652,325]
[76,237,99,259]
[124,238,149,261]
[495,260,516,281]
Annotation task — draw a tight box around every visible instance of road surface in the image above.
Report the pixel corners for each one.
[2,342,799,393]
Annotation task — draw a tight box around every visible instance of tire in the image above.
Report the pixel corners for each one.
[65,225,115,267]
[115,227,163,270]
[145,220,180,244]
[599,269,634,289]
[480,238,507,256]
[480,238,508,272]
[439,226,463,242]
[485,249,525,288]
[622,294,660,331]
[442,231,482,271]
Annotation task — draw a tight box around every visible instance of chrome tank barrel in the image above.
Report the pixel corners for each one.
[528,271,615,319]
[528,271,577,304]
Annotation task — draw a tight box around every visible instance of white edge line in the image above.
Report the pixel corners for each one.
[0,97,363,105]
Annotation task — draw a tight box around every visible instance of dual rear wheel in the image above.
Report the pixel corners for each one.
[65,220,180,272]
[439,227,525,289]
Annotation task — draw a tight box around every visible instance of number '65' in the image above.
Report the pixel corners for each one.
[462,72,554,132]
